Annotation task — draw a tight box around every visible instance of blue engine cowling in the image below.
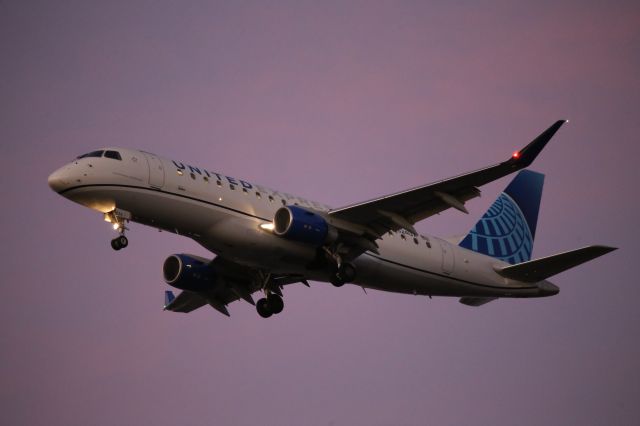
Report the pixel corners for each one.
[273,205,336,246]
[162,254,216,292]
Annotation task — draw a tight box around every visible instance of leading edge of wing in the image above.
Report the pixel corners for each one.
[329,120,567,226]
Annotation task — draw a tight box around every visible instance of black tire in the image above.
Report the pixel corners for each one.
[330,274,345,287]
[267,294,284,314]
[111,238,121,251]
[339,262,357,283]
[118,236,128,248]
[256,298,272,318]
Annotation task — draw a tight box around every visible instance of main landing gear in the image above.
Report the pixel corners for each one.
[256,294,284,318]
[330,262,357,287]
[323,247,357,287]
[254,271,285,318]
[105,209,131,251]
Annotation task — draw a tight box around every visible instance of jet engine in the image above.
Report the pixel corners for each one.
[163,254,217,292]
[273,205,337,246]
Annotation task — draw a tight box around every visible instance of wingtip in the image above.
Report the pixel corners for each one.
[596,245,618,254]
[511,120,567,168]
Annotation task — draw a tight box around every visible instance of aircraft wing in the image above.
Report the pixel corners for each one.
[329,120,567,238]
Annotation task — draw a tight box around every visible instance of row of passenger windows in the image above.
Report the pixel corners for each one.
[77,150,122,160]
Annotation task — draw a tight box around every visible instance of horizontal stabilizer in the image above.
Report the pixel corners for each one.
[496,245,617,283]
[459,297,497,307]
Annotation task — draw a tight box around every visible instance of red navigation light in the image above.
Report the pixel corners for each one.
[512,151,520,159]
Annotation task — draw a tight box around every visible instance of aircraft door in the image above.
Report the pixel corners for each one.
[438,239,455,275]
[142,152,165,188]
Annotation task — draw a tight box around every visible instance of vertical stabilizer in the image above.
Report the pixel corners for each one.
[459,170,544,264]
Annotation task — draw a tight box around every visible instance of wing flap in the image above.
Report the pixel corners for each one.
[496,245,617,283]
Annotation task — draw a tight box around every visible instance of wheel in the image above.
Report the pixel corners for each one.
[111,237,121,251]
[117,235,128,248]
[330,274,345,287]
[339,262,357,283]
[256,298,272,318]
[267,294,284,314]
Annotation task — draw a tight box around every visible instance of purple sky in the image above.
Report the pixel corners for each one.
[2,1,639,425]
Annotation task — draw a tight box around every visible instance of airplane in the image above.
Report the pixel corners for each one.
[48,120,616,318]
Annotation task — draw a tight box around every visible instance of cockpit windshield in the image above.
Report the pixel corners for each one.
[76,150,104,159]
[104,150,122,160]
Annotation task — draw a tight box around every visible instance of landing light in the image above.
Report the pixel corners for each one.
[512,151,520,159]
[260,223,275,232]
[112,223,120,230]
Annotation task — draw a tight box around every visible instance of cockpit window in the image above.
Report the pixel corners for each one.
[77,150,104,159]
[104,150,122,160]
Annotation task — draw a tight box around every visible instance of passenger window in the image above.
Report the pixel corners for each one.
[242,188,248,194]
[256,192,262,199]
[413,237,419,245]
[177,169,184,176]
[104,151,122,160]
[77,150,104,159]
[281,199,286,206]
[190,173,196,180]
[203,176,209,182]
[230,185,235,190]
[268,195,274,203]
[216,180,222,187]
[400,234,406,240]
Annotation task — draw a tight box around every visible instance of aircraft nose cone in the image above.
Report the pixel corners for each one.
[48,168,69,193]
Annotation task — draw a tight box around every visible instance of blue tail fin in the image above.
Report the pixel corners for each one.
[459,170,544,264]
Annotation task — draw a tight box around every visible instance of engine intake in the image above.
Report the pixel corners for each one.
[163,254,217,292]
[273,205,336,246]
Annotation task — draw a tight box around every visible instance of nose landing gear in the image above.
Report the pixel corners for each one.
[105,208,132,251]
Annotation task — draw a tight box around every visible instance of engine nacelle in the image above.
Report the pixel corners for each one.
[273,205,337,246]
[162,254,217,292]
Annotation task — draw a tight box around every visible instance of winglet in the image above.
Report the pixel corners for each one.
[510,120,568,168]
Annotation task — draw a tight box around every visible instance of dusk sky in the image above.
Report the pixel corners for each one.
[2,1,639,425]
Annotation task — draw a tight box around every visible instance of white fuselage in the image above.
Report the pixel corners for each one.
[48,148,551,299]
